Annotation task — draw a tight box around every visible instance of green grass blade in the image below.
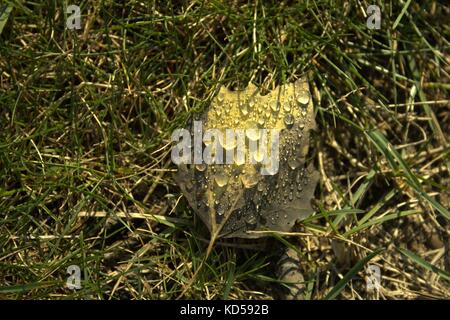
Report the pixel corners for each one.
[393,0,412,30]
[366,129,450,221]
[0,3,13,35]
[398,247,450,283]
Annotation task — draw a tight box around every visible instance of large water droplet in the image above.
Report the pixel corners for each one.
[288,158,299,170]
[214,172,229,187]
[284,113,294,128]
[241,171,259,188]
[296,90,310,106]
[270,101,280,112]
[239,101,249,116]
[218,131,237,150]
[246,127,260,141]
[216,203,226,216]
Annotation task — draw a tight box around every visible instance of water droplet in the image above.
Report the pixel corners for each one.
[239,101,249,116]
[257,182,265,192]
[263,162,278,175]
[288,192,293,201]
[288,158,299,170]
[283,103,291,112]
[246,127,260,141]
[234,155,246,166]
[218,131,237,150]
[258,117,265,126]
[217,203,225,216]
[284,113,294,128]
[296,90,310,106]
[214,172,229,187]
[253,149,265,163]
[270,101,280,112]
[245,215,257,228]
[195,163,207,171]
[217,93,224,103]
[241,169,259,188]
